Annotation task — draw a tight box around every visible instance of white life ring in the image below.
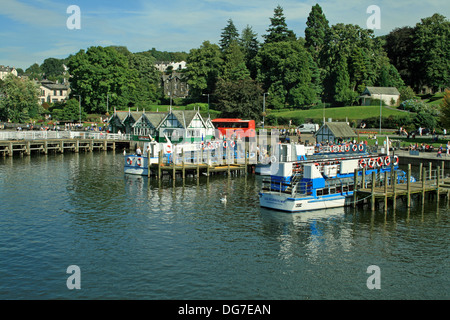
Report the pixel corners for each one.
[230,141,235,148]
[368,158,375,168]
[384,156,391,166]
[270,155,277,163]
[376,157,383,167]
[127,157,133,165]
[393,155,399,166]
[223,141,227,149]
[352,144,358,152]
[345,144,350,152]
[358,144,364,152]
[136,157,142,167]
[165,144,172,154]
[359,158,366,168]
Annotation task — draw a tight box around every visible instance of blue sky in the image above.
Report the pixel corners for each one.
[1,0,448,69]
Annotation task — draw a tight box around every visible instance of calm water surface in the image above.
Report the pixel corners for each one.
[0,152,448,299]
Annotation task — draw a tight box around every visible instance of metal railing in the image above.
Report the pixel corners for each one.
[0,131,131,141]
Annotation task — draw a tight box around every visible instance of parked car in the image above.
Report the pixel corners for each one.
[297,123,319,133]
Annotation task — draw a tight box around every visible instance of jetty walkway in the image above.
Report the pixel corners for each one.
[0,131,131,157]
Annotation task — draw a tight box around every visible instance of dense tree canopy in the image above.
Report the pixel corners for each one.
[0,75,41,122]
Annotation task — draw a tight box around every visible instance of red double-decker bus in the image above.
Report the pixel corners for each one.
[211,118,256,138]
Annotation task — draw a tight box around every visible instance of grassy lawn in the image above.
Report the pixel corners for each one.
[270,105,408,121]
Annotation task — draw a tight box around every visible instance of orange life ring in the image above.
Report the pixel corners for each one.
[345,144,350,152]
[352,144,358,152]
[127,157,133,165]
[368,158,375,168]
[137,158,142,167]
[358,144,364,152]
[384,156,391,166]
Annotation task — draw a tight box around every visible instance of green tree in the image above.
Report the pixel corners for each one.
[222,41,250,81]
[25,63,43,80]
[220,19,239,52]
[411,13,450,91]
[214,78,263,120]
[256,40,315,109]
[384,26,415,86]
[263,5,296,44]
[67,46,138,114]
[185,41,223,98]
[239,25,260,79]
[305,4,330,58]
[50,98,85,121]
[0,74,40,122]
[440,89,450,129]
[41,58,65,79]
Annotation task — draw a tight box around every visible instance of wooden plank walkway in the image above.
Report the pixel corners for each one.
[354,164,450,211]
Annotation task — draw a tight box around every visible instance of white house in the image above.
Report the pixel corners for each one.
[39,79,70,104]
[0,65,18,80]
[360,87,400,106]
[155,61,187,72]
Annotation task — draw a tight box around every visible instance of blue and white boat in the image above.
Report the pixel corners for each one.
[259,152,412,212]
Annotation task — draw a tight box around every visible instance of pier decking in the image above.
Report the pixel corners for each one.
[353,163,450,211]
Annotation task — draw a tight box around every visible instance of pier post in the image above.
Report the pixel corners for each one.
[407,164,411,207]
[384,171,388,211]
[362,168,366,188]
[393,171,397,208]
[26,141,31,156]
[371,171,376,211]
[158,150,162,179]
[419,163,423,181]
[429,162,432,180]
[43,141,48,155]
[441,161,445,180]
[147,149,151,178]
[353,169,358,208]
[437,165,441,204]
[75,140,79,153]
[422,167,426,203]
[181,150,185,181]
[8,142,13,157]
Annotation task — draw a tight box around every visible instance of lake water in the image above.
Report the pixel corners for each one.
[0,152,448,300]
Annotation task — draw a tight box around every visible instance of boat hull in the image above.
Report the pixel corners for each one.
[259,191,353,212]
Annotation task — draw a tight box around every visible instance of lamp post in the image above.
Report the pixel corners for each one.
[263,92,269,129]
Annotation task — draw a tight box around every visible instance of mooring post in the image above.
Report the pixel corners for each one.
[384,171,388,211]
[353,169,358,208]
[158,150,162,179]
[147,149,151,178]
[371,171,376,211]
[422,167,426,203]
[407,164,411,207]
[362,168,366,188]
[429,162,432,180]
[437,165,441,205]
[181,149,185,181]
[393,171,397,208]
[419,163,423,181]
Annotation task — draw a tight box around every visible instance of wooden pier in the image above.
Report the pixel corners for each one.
[148,149,255,182]
[0,138,130,156]
[353,162,450,211]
